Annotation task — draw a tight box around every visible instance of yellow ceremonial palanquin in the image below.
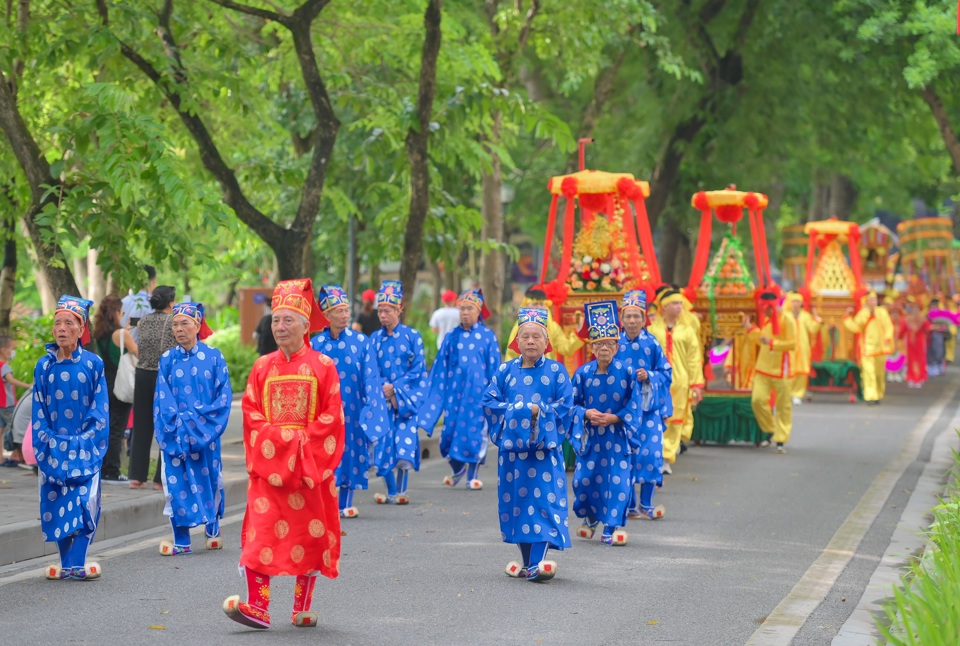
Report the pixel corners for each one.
[649,312,704,464]
[504,309,584,362]
[749,309,797,447]
[784,293,822,400]
[843,297,895,404]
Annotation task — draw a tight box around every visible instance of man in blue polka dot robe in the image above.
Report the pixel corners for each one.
[32,295,109,581]
[311,285,388,518]
[616,290,672,520]
[482,307,572,583]
[154,303,232,555]
[418,288,501,491]
[369,280,427,505]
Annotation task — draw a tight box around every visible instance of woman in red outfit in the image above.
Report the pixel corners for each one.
[900,300,929,388]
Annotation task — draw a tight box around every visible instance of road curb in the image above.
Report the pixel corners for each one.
[0,476,250,566]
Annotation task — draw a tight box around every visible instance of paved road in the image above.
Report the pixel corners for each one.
[1,371,958,646]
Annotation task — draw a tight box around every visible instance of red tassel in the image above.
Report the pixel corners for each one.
[632,198,661,285]
[578,192,608,212]
[561,177,578,198]
[616,177,642,201]
[692,191,709,211]
[686,210,713,292]
[715,204,743,224]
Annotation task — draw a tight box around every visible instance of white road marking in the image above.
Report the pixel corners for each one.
[745,377,960,645]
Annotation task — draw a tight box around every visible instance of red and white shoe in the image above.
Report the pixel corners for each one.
[83,562,102,579]
[374,493,396,504]
[640,505,666,520]
[527,560,557,582]
[159,540,193,556]
[206,535,224,550]
[611,529,628,546]
[45,564,65,580]
[340,506,359,518]
[395,493,410,505]
[292,611,318,627]
[223,595,270,629]
[576,523,598,540]
[504,560,528,578]
[466,479,483,491]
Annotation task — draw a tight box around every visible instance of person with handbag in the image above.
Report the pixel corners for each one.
[92,294,139,484]
[129,285,177,489]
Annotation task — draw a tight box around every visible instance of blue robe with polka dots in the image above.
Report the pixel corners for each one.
[570,359,644,527]
[482,356,572,549]
[370,323,427,471]
[31,343,109,543]
[617,330,673,485]
[154,342,232,529]
[311,328,388,490]
[418,321,501,465]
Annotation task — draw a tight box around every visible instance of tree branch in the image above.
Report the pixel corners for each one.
[516,0,540,53]
[100,1,287,250]
[921,84,960,175]
[206,0,286,23]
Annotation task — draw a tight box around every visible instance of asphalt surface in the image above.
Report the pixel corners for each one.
[1,370,958,646]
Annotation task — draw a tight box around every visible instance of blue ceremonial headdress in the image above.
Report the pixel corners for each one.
[377,280,403,308]
[56,295,94,326]
[517,307,548,330]
[578,300,621,342]
[457,288,491,320]
[172,302,213,340]
[318,284,349,313]
[56,295,94,345]
[510,307,553,355]
[622,289,647,312]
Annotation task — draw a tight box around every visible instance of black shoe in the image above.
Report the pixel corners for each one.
[102,473,130,486]
[679,441,688,455]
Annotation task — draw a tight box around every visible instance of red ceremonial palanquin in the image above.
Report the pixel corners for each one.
[240,344,345,578]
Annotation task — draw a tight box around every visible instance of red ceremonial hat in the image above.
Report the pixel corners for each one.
[442,289,458,304]
[362,289,377,302]
[271,278,330,343]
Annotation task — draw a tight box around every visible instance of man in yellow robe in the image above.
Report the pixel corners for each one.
[723,315,760,390]
[946,295,958,364]
[649,290,704,471]
[843,291,894,406]
[504,289,584,363]
[784,293,822,405]
[654,286,703,446]
[749,291,797,454]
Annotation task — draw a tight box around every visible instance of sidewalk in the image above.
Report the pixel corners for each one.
[0,400,439,565]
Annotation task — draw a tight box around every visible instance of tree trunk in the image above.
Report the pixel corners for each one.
[87,247,107,304]
[827,174,857,219]
[480,117,505,342]
[673,229,692,285]
[399,0,442,301]
[0,69,80,298]
[0,217,15,335]
[72,255,88,299]
[658,218,682,286]
[103,0,340,280]
[807,180,829,222]
[921,85,960,175]
[428,260,442,312]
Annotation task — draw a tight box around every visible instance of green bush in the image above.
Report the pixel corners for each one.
[206,324,258,389]
[8,313,55,390]
[876,444,960,645]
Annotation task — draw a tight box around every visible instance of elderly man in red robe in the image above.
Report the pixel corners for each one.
[223,279,344,630]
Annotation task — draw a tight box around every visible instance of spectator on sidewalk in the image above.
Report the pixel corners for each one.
[92,295,139,484]
[1,335,32,466]
[429,290,460,350]
[121,264,156,342]
[128,285,177,489]
[33,295,108,580]
[352,289,381,336]
[253,307,278,356]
